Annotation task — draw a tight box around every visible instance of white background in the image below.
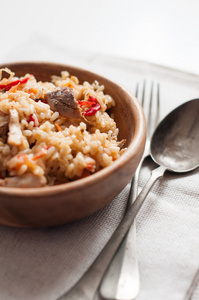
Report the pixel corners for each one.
[1,0,199,75]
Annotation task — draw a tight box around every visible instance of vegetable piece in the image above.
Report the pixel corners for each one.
[0,77,29,92]
[78,96,98,107]
[86,162,95,172]
[65,81,74,89]
[11,154,36,171]
[28,114,35,125]
[33,146,51,160]
[84,103,101,116]
[78,96,101,116]
[55,123,62,132]
[28,114,39,127]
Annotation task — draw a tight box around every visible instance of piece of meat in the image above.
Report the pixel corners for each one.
[0,173,46,187]
[0,111,9,136]
[8,108,22,146]
[44,87,81,119]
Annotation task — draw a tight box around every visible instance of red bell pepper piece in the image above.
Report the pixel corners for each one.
[28,114,38,127]
[0,77,29,91]
[78,96,101,116]
[84,103,101,116]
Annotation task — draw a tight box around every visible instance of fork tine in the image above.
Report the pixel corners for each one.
[147,81,154,138]
[156,83,160,126]
[141,80,146,107]
[135,83,139,98]
[135,81,145,106]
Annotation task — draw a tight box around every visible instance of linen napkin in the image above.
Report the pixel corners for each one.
[0,34,199,300]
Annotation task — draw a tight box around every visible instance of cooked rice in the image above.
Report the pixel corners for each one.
[0,68,125,187]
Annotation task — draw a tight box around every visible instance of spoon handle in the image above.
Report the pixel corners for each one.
[57,165,166,300]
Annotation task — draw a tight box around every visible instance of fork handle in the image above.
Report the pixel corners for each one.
[57,165,166,300]
[99,161,143,300]
[99,221,140,300]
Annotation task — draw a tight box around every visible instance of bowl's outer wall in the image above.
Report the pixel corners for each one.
[0,62,146,227]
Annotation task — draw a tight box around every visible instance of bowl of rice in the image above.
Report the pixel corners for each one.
[0,62,146,227]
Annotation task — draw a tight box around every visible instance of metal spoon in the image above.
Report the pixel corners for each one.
[57,98,199,300]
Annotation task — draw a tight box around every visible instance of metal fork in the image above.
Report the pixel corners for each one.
[57,82,160,300]
[99,81,160,300]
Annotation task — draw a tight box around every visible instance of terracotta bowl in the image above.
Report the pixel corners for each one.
[0,62,146,228]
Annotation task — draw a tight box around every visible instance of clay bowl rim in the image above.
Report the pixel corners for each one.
[0,61,146,197]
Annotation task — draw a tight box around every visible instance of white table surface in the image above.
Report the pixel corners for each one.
[0,1,199,300]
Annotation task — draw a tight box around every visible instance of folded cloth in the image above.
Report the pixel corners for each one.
[0,188,129,300]
[0,35,199,300]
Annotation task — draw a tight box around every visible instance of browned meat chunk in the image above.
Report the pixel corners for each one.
[0,111,9,137]
[44,87,81,119]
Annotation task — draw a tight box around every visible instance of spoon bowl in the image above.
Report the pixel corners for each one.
[151,98,199,172]
[58,98,199,300]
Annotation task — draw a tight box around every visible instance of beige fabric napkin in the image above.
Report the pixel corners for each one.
[0,35,199,300]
